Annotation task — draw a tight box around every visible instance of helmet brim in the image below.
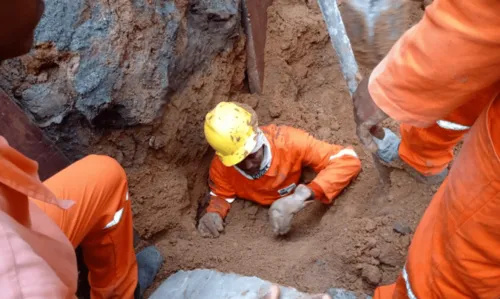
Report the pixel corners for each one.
[218,131,258,167]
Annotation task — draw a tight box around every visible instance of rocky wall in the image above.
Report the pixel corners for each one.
[0,0,247,238]
[0,0,245,160]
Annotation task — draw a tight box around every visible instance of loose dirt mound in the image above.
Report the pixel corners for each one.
[133,0,433,296]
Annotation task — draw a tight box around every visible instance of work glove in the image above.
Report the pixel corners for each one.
[198,212,224,238]
[372,127,400,163]
[268,184,313,236]
[352,77,389,153]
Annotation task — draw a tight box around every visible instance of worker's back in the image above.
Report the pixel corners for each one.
[0,136,77,298]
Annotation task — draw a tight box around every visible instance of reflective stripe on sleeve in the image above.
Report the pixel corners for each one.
[402,264,418,299]
[329,148,358,161]
[103,191,129,229]
[104,208,124,229]
[436,120,470,131]
[210,191,235,203]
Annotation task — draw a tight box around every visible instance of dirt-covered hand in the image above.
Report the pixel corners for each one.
[268,184,312,235]
[198,212,224,238]
[352,77,389,153]
[260,285,332,299]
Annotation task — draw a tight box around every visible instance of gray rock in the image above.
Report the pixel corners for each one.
[35,0,83,49]
[150,269,360,299]
[21,83,69,126]
[393,222,412,235]
[0,0,243,157]
[327,287,358,299]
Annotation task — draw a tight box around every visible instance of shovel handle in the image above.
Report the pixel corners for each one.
[317,0,359,95]
[317,0,390,185]
[317,0,386,143]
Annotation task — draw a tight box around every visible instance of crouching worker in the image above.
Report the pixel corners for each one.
[198,102,361,237]
[0,1,162,297]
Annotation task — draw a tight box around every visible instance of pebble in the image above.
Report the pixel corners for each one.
[393,222,412,235]
[315,259,326,266]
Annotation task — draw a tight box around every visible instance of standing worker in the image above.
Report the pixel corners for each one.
[198,102,361,237]
[0,1,162,298]
[353,0,500,297]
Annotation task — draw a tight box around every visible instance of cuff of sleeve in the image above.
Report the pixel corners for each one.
[308,181,326,203]
[206,197,231,218]
[368,55,435,128]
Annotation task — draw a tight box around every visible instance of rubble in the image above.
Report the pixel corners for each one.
[393,222,412,235]
[361,264,382,285]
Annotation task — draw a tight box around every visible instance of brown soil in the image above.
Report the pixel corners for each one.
[126,0,434,297]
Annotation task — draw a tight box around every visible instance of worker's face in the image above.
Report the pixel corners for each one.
[0,0,45,61]
[237,146,265,176]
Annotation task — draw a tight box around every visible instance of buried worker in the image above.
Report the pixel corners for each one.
[0,1,162,298]
[197,102,361,237]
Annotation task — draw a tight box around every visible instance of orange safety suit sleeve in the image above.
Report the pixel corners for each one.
[368,0,500,127]
[206,158,235,218]
[286,126,362,204]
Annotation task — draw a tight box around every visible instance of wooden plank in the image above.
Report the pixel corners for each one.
[242,0,273,94]
[0,89,70,180]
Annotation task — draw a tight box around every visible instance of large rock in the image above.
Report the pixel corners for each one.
[0,0,246,241]
[150,269,359,299]
[0,0,242,137]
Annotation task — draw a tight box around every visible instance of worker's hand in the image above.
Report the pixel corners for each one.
[352,76,389,153]
[261,285,332,299]
[198,212,224,238]
[268,184,313,235]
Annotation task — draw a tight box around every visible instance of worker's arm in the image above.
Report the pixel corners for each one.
[287,127,362,204]
[198,158,235,238]
[369,0,500,127]
[206,158,236,219]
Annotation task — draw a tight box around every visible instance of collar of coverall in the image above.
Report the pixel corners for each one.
[0,136,75,210]
[234,129,273,180]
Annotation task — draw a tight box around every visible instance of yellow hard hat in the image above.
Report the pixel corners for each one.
[204,102,258,167]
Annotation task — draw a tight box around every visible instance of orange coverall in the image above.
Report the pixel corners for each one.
[0,136,137,298]
[206,124,362,218]
[368,0,500,297]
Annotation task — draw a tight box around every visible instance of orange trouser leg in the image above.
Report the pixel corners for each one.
[398,122,467,176]
[378,98,500,298]
[34,155,137,299]
[397,92,495,177]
